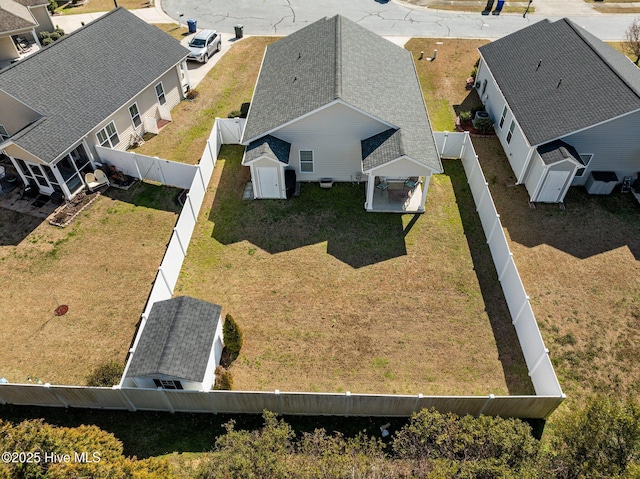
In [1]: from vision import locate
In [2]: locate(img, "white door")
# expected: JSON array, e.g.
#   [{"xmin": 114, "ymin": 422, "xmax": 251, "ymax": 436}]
[
  {"xmin": 256, "ymin": 167, "xmax": 280, "ymax": 198},
  {"xmin": 537, "ymin": 170, "xmax": 570, "ymax": 203}
]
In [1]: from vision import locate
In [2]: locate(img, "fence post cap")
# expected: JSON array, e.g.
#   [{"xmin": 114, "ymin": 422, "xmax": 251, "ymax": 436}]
[
  {"xmin": 345, "ymin": 391, "xmax": 351, "ymax": 396},
  {"xmin": 274, "ymin": 389, "xmax": 280, "ymax": 395}
]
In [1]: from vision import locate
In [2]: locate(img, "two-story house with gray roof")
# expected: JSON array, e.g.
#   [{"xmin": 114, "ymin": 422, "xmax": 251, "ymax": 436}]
[
  {"xmin": 0, "ymin": 7, "xmax": 190, "ymax": 201},
  {"xmin": 241, "ymin": 15, "xmax": 443, "ymax": 213},
  {"xmin": 476, "ymin": 18, "xmax": 640, "ymax": 204}
]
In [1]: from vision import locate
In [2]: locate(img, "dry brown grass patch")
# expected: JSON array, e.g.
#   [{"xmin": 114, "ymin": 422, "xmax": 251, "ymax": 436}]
[{"xmin": 0, "ymin": 184, "xmax": 180, "ymax": 384}]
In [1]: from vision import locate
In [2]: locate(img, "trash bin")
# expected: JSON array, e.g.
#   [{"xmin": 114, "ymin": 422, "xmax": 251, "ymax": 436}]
[
  {"xmin": 234, "ymin": 24, "xmax": 244, "ymax": 39},
  {"xmin": 187, "ymin": 19, "xmax": 197, "ymax": 34}
]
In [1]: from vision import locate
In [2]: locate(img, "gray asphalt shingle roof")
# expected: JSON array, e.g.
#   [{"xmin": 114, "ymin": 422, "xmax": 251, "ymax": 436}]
[
  {"xmin": 479, "ymin": 18, "xmax": 640, "ymax": 147},
  {"xmin": 0, "ymin": 0, "xmax": 36, "ymax": 33},
  {"xmin": 245, "ymin": 135, "xmax": 291, "ymax": 164},
  {"xmin": 126, "ymin": 296, "xmax": 222, "ymax": 382},
  {"xmin": 537, "ymin": 140, "xmax": 581, "ymax": 166},
  {"xmin": 242, "ymin": 15, "xmax": 442, "ymax": 172},
  {"xmin": 0, "ymin": 7, "xmax": 189, "ymax": 162}
]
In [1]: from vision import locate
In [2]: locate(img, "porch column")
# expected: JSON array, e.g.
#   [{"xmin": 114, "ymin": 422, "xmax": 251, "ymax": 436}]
[
  {"xmin": 31, "ymin": 29, "xmax": 41, "ymax": 48},
  {"xmin": 419, "ymin": 175, "xmax": 430, "ymax": 212},
  {"xmin": 365, "ymin": 174, "xmax": 375, "ymax": 211}
]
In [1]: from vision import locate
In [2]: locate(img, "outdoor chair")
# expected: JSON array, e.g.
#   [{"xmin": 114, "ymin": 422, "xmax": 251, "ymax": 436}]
[
  {"xmin": 85, "ymin": 169, "xmax": 110, "ymax": 191},
  {"xmin": 404, "ymin": 177, "xmax": 420, "ymax": 189}
]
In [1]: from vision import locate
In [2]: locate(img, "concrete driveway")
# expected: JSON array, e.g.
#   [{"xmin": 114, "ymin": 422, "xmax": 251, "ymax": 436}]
[{"xmin": 159, "ymin": 0, "xmax": 638, "ymax": 41}]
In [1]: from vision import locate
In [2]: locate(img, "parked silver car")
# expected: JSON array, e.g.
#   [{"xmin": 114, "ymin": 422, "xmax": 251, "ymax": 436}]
[{"xmin": 187, "ymin": 30, "xmax": 221, "ymax": 63}]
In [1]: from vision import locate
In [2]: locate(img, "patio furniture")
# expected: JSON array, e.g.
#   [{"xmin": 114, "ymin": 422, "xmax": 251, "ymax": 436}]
[
  {"xmin": 85, "ymin": 169, "xmax": 110, "ymax": 191},
  {"xmin": 404, "ymin": 177, "xmax": 419, "ymax": 189},
  {"xmin": 376, "ymin": 179, "xmax": 389, "ymax": 194}
]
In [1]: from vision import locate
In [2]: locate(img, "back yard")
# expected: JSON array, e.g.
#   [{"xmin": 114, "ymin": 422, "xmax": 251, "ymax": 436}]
[
  {"xmin": 175, "ymin": 144, "xmax": 531, "ymax": 395},
  {"xmin": 0, "ymin": 184, "xmax": 180, "ymax": 385}
]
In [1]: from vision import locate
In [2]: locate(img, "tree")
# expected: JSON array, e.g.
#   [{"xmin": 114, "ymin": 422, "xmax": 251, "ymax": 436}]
[
  {"xmin": 223, "ymin": 313, "xmax": 243, "ymax": 355},
  {"xmin": 624, "ymin": 18, "xmax": 640, "ymax": 66},
  {"xmin": 543, "ymin": 396, "xmax": 640, "ymax": 479}
]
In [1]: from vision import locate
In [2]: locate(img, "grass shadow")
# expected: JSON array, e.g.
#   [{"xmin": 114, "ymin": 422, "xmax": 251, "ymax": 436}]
[
  {"xmin": 445, "ymin": 159, "xmax": 534, "ymax": 395},
  {"xmin": 453, "ymin": 89, "xmax": 483, "ymax": 117},
  {"xmin": 208, "ymin": 145, "xmax": 408, "ymax": 268},
  {"xmin": 474, "ymin": 137, "xmax": 640, "ymax": 260},
  {"xmin": 102, "ymin": 182, "xmax": 182, "ymax": 213}
]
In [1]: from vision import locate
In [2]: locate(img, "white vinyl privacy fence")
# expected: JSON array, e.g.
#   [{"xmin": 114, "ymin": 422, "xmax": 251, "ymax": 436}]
[
  {"xmin": 0, "ymin": 127, "xmax": 564, "ymax": 419},
  {"xmin": 435, "ymin": 131, "xmax": 564, "ymax": 398},
  {"xmin": 95, "ymin": 147, "xmax": 196, "ymax": 189}
]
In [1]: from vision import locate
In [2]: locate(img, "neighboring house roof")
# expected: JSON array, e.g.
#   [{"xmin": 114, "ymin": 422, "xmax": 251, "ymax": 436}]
[
  {"xmin": 0, "ymin": 0, "xmax": 36, "ymax": 33},
  {"xmin": 127, "ymin": 296, "xmax": 222, "ymax": 382},
  {"xmin": 13, "ymin": 0, "xmax": 49, "ymax": 6},
  {"xmin": 479, "ymin": 18, "xmax": 640, "ymax": 147},
  {"xmin": 537, "ymin": 140, "xmax": 581, "ymax": 166},
  {"xmin": 0, "ymin": 7, "xmax": 189, "ymax": 162},
  {"xmin": 242, "ymin": 15, "xmax": 442, "ymax": 172},
  {"xmin": 245, "ymin": 134, "xmax": 291, "ymax": 164}
]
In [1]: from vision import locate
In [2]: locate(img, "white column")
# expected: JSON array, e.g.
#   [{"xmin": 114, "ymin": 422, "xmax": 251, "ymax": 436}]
[
  {"xmin": 365, "ymin": 175, "xmax": 375, "ymax": 210},
  {"xmin": 419, "ymin": 175, "xmax": 430, "ymax": 211}
]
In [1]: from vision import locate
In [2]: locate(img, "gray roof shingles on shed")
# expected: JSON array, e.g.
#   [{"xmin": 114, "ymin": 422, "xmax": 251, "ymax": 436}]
[
  {"xmin": 242, "ymin": 15, "xmax": 442, "ymax": 173},
  {"xmin": 0, "ymin": 7, "xmax": 189, "ymax": 162},
  {"xmin": 245, "ymin": 134, "xmax": 291, "ymax": 164},
  {"xmin": 536, "ymin": 139, "xmax": 581, "ymax": 166},
  {"xmin": 126, "ymin": 296, "xmax": 222, "ymax": 382},
  {"xmin": 479, "ymin": 18, "xmax": 640, "ymax": 147}
]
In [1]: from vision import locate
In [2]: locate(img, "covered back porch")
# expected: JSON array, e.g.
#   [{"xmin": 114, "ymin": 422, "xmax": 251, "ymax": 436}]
[{"xmin": 364, "ymin": 156, "xmax": 435, "ymax": 213}]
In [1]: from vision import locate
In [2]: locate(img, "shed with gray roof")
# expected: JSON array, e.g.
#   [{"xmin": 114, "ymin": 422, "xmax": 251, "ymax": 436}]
[
  {"xmin": 0, "ymin": 7, "xmax": 189, "ymax": 200},
  {"xmin": 241, "ymin": 15, "xmax": 442, "ymax": 213},
  {"xmin": 124, "ymin": 296, "xmax": 224, "ymax": 391},
  {"xmin": 476, "ymin": 18, "xmax": 640, "ymax": 203}
]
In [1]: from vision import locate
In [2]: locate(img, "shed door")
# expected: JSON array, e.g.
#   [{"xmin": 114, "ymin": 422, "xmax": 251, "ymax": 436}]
[
  {"xmin": 537, "ymin": 170, "xmax": 570, "ymax": 203},
  {"xmin": 256, "ymin": 167, "xmax": 280, "ymax": 198}
]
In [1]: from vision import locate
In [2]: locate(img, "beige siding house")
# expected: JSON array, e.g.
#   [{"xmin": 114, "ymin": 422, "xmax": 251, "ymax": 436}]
[
  {"xmin": 241, "ymin": 15, "xmax": 442, "ymax": 213},
  {"xmin": 0, "ymin": 7, "xmax": 189, "ymax": 200},
  {"xmin": 477, "ymin": 18, "xmax": 640, "ymax": 204}
]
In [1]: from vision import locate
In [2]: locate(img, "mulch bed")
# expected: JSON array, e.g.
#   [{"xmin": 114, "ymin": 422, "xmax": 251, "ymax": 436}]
[{"xmin": 49, "ymin": 190, "xmax": 101, "ymax": 228}]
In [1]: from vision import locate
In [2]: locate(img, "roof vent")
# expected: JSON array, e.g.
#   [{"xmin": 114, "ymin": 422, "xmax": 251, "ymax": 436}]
[
  {"xmin": 297, "ymin": 52, "xmax": 301, "ymax": 60},
  {"xmin": 536, "ymin": 59, "xmax": 542, "ymax": 71},
  {"xmin": 557, "ymin": 78, "xmax": 563, "ymax": 88}
]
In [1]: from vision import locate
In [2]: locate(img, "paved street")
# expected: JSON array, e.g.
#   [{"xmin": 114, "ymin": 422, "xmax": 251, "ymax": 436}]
[{"xmin": 160, "ymin": 0, "xmax": 637, "ymax": 40}]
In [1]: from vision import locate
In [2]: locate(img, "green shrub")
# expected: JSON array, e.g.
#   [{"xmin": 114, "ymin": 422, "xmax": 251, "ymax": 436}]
[
  {"xmin": 227, "ymin": 110, "xmax": 241, "ymax": 118},
  {"xmin": 53, "ymin": 27, "xmax": 65, "ymax": 37},
  {"xmin": 223, "ymin": 313, "xmax": 243, "ymax": 355},
  {"xmin": 474, "ymin": 117, "xmax": 494, "ymax": 134},
  {"xmin": 85, "ymin": 359, "xmax": 124, "ymax": 387},
  {"xmin": 214, "ymin": 366, "xmax": 233, "ymax": 390},
  {"xmin": 49, "ymin": 32, "xmax": 61, "ymax": 41},
  {"xmin": 459, "ymin": 110, "xmax": 472, "ymax": 124},
  {"xmin": 41, "ymin": 37, "xmax": 54, "ymax": 47},
  {"xmin": 47, "ymin": 0, "xmax": 57, "ymax": 13}
]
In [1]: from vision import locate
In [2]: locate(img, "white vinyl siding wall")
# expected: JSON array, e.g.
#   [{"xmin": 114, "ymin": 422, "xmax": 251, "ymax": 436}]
[
  {"xmin": 273, "ymin": 102, "xmax": 388, "ymax": 181},
  {"xmin": 477, "ymin": 58, "xmax": 532, "ymax": 184},
  {"xmin": 524, "ymin": 153, "xmax": 545, "ymax": 199},
  {"xmin": 564, "ymin": 110, "xmax": 640, "ymax": 186},
  {"xmin": 84, "ymin": 69, "xmax": 183, "ymax": 159}
]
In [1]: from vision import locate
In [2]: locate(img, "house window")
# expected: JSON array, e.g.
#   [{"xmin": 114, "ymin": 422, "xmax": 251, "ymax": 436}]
[
  {"xmin": 506, "ymin": 120, "xmax": 515, "ymax": 144},
  {"xmin": 96, "ymin": 121, "xmax": 120, "ymax": 148},
  {"xmin": 575, "ymin": 154, "xmax": 593, "ymax": 177},
  {"xmin": 0, "ymin": 124, "xmax": 9, "ymax": 141},
  {"xmin": 129, "ymin": 103, "xmax": 142, "ymax": 128},
  {"xmin": 153, "ymin": 379, "xmax": 183, "ymax": 390},
  {"xmin": 155, "ymin": 82, "xmax": 166, "ymax": 105},
  {"xmin": 499, "ymin": 105, "xmax": 507, "ymax": 129},
  {"xmin": 299, "ymin": 150, "xmax": 314, "ymax": 173}
]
